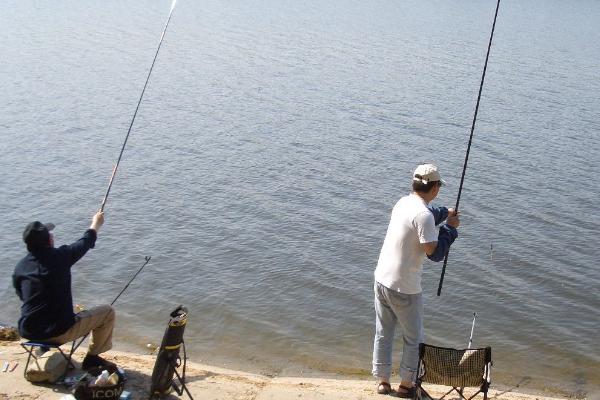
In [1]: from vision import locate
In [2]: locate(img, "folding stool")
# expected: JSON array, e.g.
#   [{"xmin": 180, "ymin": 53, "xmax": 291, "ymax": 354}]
[{"xmin": 21, "ymin": 340, "xmax": 77, "ymax": 380}]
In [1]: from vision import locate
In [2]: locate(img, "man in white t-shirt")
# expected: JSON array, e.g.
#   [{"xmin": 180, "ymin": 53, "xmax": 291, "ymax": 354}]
[{"xmin": 372, "ymin": 164, "xmax": 460, "ymax": 397}]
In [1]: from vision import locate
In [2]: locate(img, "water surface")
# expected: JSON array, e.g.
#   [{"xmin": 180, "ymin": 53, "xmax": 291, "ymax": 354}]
[{"xmin": 1, "ymin": 0, "xmax": 599, "ymax": 396}]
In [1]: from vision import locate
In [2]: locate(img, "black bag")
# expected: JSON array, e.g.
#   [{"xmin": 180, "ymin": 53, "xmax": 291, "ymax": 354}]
[{"xmin": 73, "ymin": 365, "xmax": 125, "ymax": 400}]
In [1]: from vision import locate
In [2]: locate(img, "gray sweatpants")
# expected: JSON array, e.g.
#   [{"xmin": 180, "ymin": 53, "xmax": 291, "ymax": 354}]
[{"xmin": 372, "ymin": 282, "xmax": 423, "ymax": 383}]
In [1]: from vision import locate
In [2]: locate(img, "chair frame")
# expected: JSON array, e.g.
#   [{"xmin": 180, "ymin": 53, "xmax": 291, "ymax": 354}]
[
  {"xmin": 21, "ymin": 340, "xmax": 77, "ymax": 381},
  {"xmin": 414, "ymin": 343, "xmax": 492, "ymax": 400}
]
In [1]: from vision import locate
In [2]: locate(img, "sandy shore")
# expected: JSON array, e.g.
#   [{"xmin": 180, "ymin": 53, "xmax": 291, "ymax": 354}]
[{"xmin": 0, "ymin": 341, "xmax": 570, "ymax": 400}]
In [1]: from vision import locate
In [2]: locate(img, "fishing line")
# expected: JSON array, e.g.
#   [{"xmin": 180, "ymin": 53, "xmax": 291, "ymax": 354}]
[
  {"xmin": 100, "ymin": 0, "xmax": 178, "ymax": 212},
  {"xmin": 437, "ymin": 0, "xmax": 501, "ymax": 296}
]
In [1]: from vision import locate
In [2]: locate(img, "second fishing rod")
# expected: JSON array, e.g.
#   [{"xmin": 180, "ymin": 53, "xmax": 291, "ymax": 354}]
[{"xmin": 73, "ymin": 256, "xmax": 152, "ymax": 352}]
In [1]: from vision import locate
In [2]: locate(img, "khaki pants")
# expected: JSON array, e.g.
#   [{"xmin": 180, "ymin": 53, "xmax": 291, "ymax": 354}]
[{"xmin": 47, "ymin": 305, "xmax": 115, "ymax": 355}]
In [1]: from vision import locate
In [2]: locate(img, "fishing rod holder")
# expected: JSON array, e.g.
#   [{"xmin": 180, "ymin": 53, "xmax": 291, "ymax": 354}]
[{"xmin": 149, "ymin": 306, "xmax": 194, "ymax": 400}]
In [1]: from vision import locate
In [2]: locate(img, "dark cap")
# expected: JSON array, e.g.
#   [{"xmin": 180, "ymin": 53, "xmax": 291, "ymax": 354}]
[{"xmin": 23, "ymin": 221, "xmax": 55, "ymax": 250}]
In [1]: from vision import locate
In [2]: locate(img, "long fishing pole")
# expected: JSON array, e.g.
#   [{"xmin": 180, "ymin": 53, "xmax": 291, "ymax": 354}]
[
  {"xmin": 437, "ymin": 0, "xmax": 501, "ymax": 296},
  {"xmin": 100, "ymin": 0, "xmax": 178, "ymax": 212},
  {"xmin": 73, "ymin": 256, "xmax": 152, "ymax": 352}
]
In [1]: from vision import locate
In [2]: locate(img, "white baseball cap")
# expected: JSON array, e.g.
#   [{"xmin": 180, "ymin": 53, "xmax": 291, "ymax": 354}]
[{"xmin": 413, "ymin": 164, "xmax": 446, "ymax": 185}]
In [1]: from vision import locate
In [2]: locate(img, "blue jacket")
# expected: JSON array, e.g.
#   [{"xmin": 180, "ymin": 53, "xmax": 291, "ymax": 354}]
[
  {"xmin": 12, "ymin": 229, "xmax": 97, "ymax": 340},
  {"xmin": 427, "ymin": 206, "xmax": 458, "ymax": 262}
]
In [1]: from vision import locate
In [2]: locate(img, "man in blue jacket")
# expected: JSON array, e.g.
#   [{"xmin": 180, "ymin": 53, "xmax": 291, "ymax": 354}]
[
  {"xmin": 13, "ymin": 210, "xmax": 116, "ymax": 370},
  {"xmin": 372, "ymin": 164, "xmax": 460, "ymax": 397}
]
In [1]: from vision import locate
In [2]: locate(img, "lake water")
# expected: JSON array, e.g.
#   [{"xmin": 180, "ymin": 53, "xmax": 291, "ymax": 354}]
[{"xmin": 1, "ymin": 0, "xmax": 599, "ymax": 397}]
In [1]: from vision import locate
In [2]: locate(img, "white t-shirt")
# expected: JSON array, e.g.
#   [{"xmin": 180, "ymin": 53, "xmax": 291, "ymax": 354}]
[{"xmin": 374, "ymin": 193, "xmax": 439, "ymax": 294}]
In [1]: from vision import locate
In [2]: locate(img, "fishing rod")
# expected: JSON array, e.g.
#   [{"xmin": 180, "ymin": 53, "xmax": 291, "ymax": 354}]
[
  {"xmin": 100, "ymin": 0, "xmax": 178, "ymax": 212},
  {"xmin": 437, "ymin": 0, "xmax": 501, "ymax": 296},
  {"xmin": 467, "ymin": 312, "xmax": 477, "ymax": 349},
  {"xmin": 110, "ymin": 256, "xmax": 152, "ymax": 306},
  {"xmin": 73, "ymin": 256, "xmax": 152, "ymax": 352}
]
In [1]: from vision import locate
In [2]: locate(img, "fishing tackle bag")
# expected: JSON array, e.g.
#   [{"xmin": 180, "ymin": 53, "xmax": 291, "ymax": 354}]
[{"xmin": 72, "ymin": 365, "xmax": 125, "ymax": 400}]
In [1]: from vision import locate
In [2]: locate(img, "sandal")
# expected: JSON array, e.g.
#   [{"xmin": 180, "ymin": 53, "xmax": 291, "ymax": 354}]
[
  {"xmin": 394, "ymin": 385, "xmax": 416, "ymax": 398},
  {"xmin": 377, "ymin": 382, "xmax": 393, "ymax": 395}
]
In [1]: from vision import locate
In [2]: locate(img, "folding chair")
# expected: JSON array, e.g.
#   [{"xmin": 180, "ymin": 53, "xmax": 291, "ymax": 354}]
[
  {"xmin": 415, "ymin": 343, "xmax": 492, "ymax": 400},
  {"xmin": 21, "ymin": 340, "xmax": 77, "ymax": 381}
]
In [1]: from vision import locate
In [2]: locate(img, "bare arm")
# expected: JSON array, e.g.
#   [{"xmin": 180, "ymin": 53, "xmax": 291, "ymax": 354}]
[
  {"xmin": 422, "ymin": 241, "xmax": 438, "ymax": 256},
  {"xmin": 90, "ymin": 210, "xmax": 104, "ymax": 232}
]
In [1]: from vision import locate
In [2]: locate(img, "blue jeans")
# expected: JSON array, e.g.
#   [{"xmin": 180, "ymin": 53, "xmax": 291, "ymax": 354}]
[{"xmin": 372, "ymin": 282, "xmax": 423, "ymax": 383}]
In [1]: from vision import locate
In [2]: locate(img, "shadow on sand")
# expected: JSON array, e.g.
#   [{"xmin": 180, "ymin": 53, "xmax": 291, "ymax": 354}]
[
  {"xmin": 29, "ymin": 362, "xmax": 213, "ymax": 400},
  {"xmin": 490, "ymin": 377, "xmax": 533, "ymax": 399}
]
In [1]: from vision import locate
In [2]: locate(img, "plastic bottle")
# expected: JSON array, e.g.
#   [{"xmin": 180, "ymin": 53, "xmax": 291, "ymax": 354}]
[
  {"xmin": 94, "ymin": 370, "xmax": 110, "ymax": 386},
  {"xmin": 107, "ymin": 372, "xmax": 119, "ymax": 385}
]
